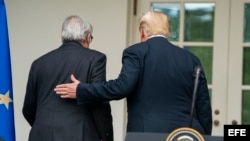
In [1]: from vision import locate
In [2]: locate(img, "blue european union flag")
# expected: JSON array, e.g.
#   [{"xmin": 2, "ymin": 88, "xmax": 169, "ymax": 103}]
[{"xmin": 0, "ymin": 0, "xmax": 16, "ymax": 141}]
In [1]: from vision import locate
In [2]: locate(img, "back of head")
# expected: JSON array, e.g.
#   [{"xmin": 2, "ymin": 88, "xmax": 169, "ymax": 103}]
[
  {"xmin": 139, "ymin": 11, "xmax": 170, "ymax": 38},
  {"xmin": 61, "ymin": 15, "xmax": 93, "ymax": 43}
]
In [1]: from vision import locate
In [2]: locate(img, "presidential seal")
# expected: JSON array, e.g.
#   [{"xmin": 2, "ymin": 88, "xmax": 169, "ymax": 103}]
[{"xmin": 165, "ymin": 127, "xmax": 205, "ymax": 141}]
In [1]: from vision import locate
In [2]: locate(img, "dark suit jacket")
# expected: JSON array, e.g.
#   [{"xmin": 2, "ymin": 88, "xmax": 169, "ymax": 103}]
[
  {"xmin": 76, "ymin": 37, "xmax": 212, "ymax": 135},
  {"xmin": 22, "ymin": 41, "xmax": 113, "ymax": 141}
]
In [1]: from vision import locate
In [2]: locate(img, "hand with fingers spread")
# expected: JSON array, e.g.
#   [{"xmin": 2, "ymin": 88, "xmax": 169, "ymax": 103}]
[{"xmin": 55, "ymin": 74, "xmax": 80, "ymax": 99}]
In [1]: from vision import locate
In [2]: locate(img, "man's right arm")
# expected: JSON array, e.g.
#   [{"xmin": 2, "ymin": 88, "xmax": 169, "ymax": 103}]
[
  {"xmin": 76, "ymin": 48, "xmax": 141, "ymax": 104},
  {"xmin": 22, "ymin": 65, "xmax": 37, "ymax": 126}
]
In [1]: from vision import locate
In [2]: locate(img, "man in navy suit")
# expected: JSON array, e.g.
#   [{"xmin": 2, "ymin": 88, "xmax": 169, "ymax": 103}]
[
  {"xmin": 54, "ymin": 11, "xmax": 212, "ymax": 135},
  {"xmin": 23, "ymin": 15, "xmax": 113, "ymax": 141}
]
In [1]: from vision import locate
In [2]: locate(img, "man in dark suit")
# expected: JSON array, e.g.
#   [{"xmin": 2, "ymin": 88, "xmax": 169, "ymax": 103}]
[
  {"xmin": 22, "ymin": 15, "xmax": 113, "ymax": 141},
  {"xmin": 54, "ymin": 11, "xmax": 212, "ymax": 135}
]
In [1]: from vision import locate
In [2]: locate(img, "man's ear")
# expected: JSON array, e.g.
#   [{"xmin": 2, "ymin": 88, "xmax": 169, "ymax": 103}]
[
  {"xmin": 140, "ymin": 28, "xmax": 146, "ymax": 42},
  {"xmin": 87, "ymin": 33, "xmax": 92, "ymax": 43}
]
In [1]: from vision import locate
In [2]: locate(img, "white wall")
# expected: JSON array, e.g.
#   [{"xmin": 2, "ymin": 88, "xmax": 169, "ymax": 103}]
[{"xmin": 5, "ymin": 0, "xmax": 128, "ymax": 141}]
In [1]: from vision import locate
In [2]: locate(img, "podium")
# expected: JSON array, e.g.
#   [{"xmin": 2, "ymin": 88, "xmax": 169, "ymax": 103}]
[{"xmin": 125, "ymin": 132, "xmax": 224, "ymax": 141}]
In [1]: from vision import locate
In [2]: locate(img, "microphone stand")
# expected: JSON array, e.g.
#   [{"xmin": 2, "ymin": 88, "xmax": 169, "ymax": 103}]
[
  {"xmin": 189, "ymin": 66, "xmax": 201, "ymax": 128},
  {"xmin": 165, "ymin": 66, "xmax": 206, "ymax": 141}
]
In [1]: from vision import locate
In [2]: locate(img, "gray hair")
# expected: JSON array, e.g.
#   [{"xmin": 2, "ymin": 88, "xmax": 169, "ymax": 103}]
[{"xmin": 61, "ymin": 15, "xmax": 93, "ymax": 42}]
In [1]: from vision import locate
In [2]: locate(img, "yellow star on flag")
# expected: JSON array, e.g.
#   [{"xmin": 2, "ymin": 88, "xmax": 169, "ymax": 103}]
[{"xmin": 0, "ymin": 91, "xmax": 13, "ymax": 109}]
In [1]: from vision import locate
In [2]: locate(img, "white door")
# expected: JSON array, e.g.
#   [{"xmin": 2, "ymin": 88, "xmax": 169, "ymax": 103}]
[
  {"xmin": 129, "ymin": 0, "xmax": 250, "ymax": 136},
  {"xmin": 227, "ymin": 0, "xmax": 250, "ymax": 129}
]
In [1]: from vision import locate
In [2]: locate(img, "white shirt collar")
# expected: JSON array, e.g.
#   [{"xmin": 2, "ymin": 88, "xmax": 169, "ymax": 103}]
[{"xmin": 148, "ymin": 35, "xmax": 166, "ymax": 39}]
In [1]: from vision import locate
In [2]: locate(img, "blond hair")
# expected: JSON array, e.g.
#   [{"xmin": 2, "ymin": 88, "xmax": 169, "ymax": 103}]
[{"xmin": 139, "ymin": 11, "xmax": 170, "ymax": 38}]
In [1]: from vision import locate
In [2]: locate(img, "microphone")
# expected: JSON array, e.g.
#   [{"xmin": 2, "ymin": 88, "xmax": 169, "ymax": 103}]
[
  {"xmin": 189, "ymin": 66, "xmax": 202, "ymax": 128},
  {"xmin": 193, "ymin": 66, "xmax": 203, "ymax": 79},
  {"xmin": 165, "ymin": 66, "xmax": 206, "ymax": 141}
]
